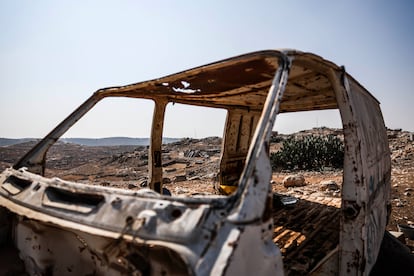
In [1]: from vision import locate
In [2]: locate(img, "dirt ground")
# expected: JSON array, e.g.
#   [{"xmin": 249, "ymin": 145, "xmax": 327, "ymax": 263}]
[{"xmin": 1, "ymin": 129, "xmax": 413, "ymax": 249}]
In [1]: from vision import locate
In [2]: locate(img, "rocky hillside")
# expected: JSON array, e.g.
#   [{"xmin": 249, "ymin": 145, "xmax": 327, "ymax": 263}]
[{"xmin": 1, "ymin": 129, "xmax": 413, "ymax": 243}]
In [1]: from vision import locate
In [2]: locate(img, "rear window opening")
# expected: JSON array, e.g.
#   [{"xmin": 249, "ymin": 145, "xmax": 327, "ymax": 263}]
[{"xmin": 161, "ymin": 103, "xmax": 226, "ymax": 196}]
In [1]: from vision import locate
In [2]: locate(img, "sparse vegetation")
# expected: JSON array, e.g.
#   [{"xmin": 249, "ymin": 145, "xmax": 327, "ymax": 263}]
[{"xmin": 271, "ymin": 135, "xmax": 344, "ymax": 171}]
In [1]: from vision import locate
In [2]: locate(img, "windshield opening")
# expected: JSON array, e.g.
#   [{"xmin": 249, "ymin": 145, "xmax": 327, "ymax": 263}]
[{"xmin": 44, "ymin": 98, "xmax": 155, "ymax": 189}]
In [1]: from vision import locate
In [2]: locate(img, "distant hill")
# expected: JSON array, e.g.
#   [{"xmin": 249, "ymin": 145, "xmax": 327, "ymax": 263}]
[
  {"xmin": 0, "ymin": 138, "xmax": 37, "ymax": 147},
  {"xmin": 0, "ymin": 137, "xmax": 180, "ymax": 147}
]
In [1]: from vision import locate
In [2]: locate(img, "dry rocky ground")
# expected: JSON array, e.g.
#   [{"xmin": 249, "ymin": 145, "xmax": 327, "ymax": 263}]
[{"xmin": 1, "ymin": 129, "xmax": 413, "ymax": 250}]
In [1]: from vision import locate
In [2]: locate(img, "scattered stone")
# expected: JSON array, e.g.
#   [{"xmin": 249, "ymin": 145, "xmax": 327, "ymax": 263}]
[
  {"xmin": 404, "ymin": 192, "xmax": 411, "ymax": 196},
  {"xmin": 405, "ymin": 187, "xmax": 413, "ymax": 192},
  {"xmin": 174, "ymin": 175, "xmax": 187, "ymax": 182},
  {"xmin": 189, "ymin": 176, "xmax": 201, "ymax": 181},
  {"xmin": 283, "ymin": 174, "xmax": 306, "ymax": 188},
  {"xmin": 139, "ymin": 180, "xmax": 148, "ymax": 187},
  {"xmin": 203, "ymin": 173, "xmax": 217, "ymax": 180},
  {"xmin": 128, "ymin": 183, "xmax": 137, "ymax": 189},
  {"xmin": 388, "ymin": 231, "xmax": 406, "ymax": 244},
  {"xmin": 165, "ymin": 167, "xmax": 177, "ymax": 173},
  {"xmin": 162, "ymin": 177, "xmax": 171, "ymax": 184},
  {"xmin": 174, "ymin": 187, "xmax": 188, "ymax": 194},
  {"xmin": 333, "ymin": 190, "xmax": 341, "ymax": 197},
  {"xmin": 396, "ymin": 201, "xmax": 404, "ymax": 207},
  {"xmin": 100, "ymin": 181, "xmax": 110, "ymax": 187},
  {"xmin": 319, "ymin": 180, "xmax": 340, "ymax": 191}
]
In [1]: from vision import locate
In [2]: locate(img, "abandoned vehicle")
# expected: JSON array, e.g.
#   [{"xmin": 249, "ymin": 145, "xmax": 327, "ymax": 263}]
[{"xmin": 0, "ymin": 49, "xmax": 394, "ymax": 275}]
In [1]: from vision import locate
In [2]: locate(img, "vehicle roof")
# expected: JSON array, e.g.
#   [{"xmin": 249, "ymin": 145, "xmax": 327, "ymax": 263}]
[{"xmin": 95, "ymin": 49, "xmax": 377, "ymax": 113}]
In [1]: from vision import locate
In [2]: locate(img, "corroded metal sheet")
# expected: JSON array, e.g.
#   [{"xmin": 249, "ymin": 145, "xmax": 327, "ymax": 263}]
[
  {"xmin": 272, "ymin": 198, "xmax": 340, "ymax": 274},
  {"xmin": 1, "ymin": 49, "xmax": 391, "ymax": 275},
  {"xmin": 330, "ymin": 69, "xmax": 391, "ymax": 275}
]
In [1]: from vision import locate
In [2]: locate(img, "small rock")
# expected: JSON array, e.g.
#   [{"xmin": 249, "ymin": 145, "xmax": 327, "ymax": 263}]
[
  {"xmin": 403, "ymin": 192, "xmax": 411, "ymax": 196},
  {"xmin": 174, "ymin": 175, "xmax": 187, "ymax": 182},
  {"xmin": 162, "ymin": 177, "xmax": 171, "ymax": 184},
  {"xmin": 165, "ymin": 168, "xmax": 176, "ymax": 173},
  {"xmin": 128, "ymin": 183, "xmax": 137, "ymax": 189},
  {"xmin": 404, "ymin": 187, "xmax": 413, "ymax": 192},
  {"xmin": 174, "ymin": 187, "xmax": 188, "ymax": 194},
  {"xmin": 140, "ymin": 180, "xmax": 148, "ymax": 187},
  {"xmin": 203, "ymin": 173, "xmax": 218, "ymax": 180},
  {"xmin": 396, "ymin": 201, "xmax": 404, "ymax": 207},
  {"xmin": 283, "ymin": 174, "xmax": 306, "ymax": 188},
  {"xmin": 320, "ymin": 180, "xmax": 340, "ymax": 191}
]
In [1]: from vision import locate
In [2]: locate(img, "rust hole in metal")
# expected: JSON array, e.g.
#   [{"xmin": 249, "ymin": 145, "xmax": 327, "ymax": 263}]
[
  {"xmin": 171, "ymin": 208, "xmax": 182, "ymax": 219},
  {"xmin": 32, "ymin": 183, "xmax": 41, "ymax": 191},
  {"xmin": 125, "ymin": 216, "xmax": 134, "ymax": 225}
]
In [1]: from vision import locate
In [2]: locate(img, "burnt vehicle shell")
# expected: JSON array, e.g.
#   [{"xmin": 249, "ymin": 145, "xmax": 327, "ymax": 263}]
[{"xmin": 0, "ymin": 49, "xmax": 391, "ymax": 275}]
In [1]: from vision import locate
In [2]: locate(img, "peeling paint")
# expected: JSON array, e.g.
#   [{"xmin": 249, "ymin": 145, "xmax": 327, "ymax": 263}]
[{"xmin": 0, "ymin": 49, "xmax": 390, "ymax": 275}]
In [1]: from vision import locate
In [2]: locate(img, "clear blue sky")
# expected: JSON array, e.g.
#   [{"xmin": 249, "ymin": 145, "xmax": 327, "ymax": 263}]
[{"xmin": 1, "ymin": 1, "xmax": 413, "ymax": 138}]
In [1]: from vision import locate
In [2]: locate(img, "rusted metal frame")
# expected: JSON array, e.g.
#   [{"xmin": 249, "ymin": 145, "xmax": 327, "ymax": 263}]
[
  {"xmin": 286, "ymin": 82, "xmax": 333, "ymax": 96},
  {"xmin": 285, "ymin": 51, "xmax": 340, "ymax": 75},
  {"xmin": 104, "ymin": 93, "xmax": 262, "ymax": 111},
  {"xmin": 96, "ymin": 51, "xmax": 281, "ymax": 97},
  {"xmin": 13, "ymin": 92, "xmax": 105, "ymax": 175},
  {"xmin": 290, "ymin": 56, "xmax": 336, "ymax": 78},
  {"xmin": 289, "ymin": 76, "xmax": 331, "ymax": 93},
  {"xmin": 219, "ymin": 110, "xmax": 239, "ymax": 188},
  {"xmin": 172, "ymin": 80, "xmax": 271, "ymax": 98},
  {"xmin": 148, "ymin": 99, "xmax": 167, "ymax": 193},
  {"xmin": 166, "ymin": 98, "xmax": 263, "ymax": 112},
  {"xmin": 279, "ymin": 104, "xmax": 338, "ymax": 114},
  {"xmin": 5, "ymin": 203, "xmax": 199, "ymax": 274},
  {"xmin": 227, "ymin": 53, "xmax": 291, "ymax": 222},
  {"xmin": 288, "ymin": 70, "xmax": 320, "ymax": 81},
  {"xmin": 281, "ymin": 88, "xmax": 337, "ymax": 105},
  {"xmin": 345, "ymin": 78, "xmax": 391, "ymax": 273},
  {"xmin": 327, "ymin": 67, "xmax": 368, "ymax": 275},
  {"xmin": 219, "ymin": 110, "xmax": 261, "ymax": 187}
]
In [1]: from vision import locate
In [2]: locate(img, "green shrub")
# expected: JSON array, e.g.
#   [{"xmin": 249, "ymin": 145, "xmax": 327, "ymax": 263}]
[{"xmin": 271, "ymin": 135, "xmax": 344, "ymax": 171}]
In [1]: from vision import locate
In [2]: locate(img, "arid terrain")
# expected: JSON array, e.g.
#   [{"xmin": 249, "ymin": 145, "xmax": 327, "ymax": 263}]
[{"xmin": 1, "ymin": 128, "xmax": 413, "ymax": 250}]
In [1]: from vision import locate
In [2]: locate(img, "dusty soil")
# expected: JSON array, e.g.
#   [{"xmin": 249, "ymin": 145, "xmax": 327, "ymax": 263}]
[{"xmin": 1, "ymin": 129, "xmax": 413, "ymax": 249}]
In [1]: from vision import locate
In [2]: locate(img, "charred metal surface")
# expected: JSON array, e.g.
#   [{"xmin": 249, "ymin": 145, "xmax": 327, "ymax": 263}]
[
  {"xmin": 329, "ymin": 68, "xmax": 391, "ymax": 275},
  {"xmin": 1, "ymin": 49, "xmax": 391, "ymax": 275},
  {"xmin": 149, "ymin": 100, "xmax": 167, "ymax": 192},
  {"xmin": 219, "ymin": 109, "xmax": 261, "ymax": 193},
  {"xmin": 14, "ymin": 218, "xmax": 192, "ymax": 275},
  {"xmin": 272, "ymin": 199, "xmax": 340, "ymax": 275}
]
